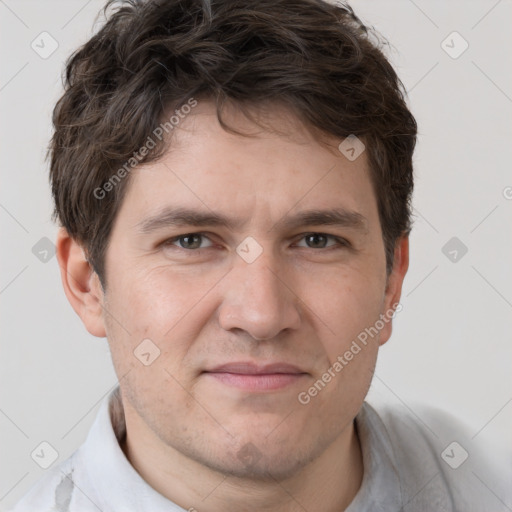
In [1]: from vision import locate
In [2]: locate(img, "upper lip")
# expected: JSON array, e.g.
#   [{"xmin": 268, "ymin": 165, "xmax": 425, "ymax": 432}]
[{"xmin": 205, "ymin": 362, "xmax": 306, "ymax": 375}]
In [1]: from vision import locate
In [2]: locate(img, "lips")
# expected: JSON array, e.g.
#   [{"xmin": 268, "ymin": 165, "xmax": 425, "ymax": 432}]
[
  {"xmin": 205, "ymin": 362, "xmax": 306, "ymax": 375},
  {"xmin": 203, "ymin": 362, "xmax": 308, "ymax": 391}
]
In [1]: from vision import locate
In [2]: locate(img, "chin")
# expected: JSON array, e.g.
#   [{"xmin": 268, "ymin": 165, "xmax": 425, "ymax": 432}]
[
  {"xmin": 190, "ymin": 433, "xmax": 322, "ymax": 483},
  {"xmin": 209, "ymin": 450, "xmax": 310, "ymax": 482}
]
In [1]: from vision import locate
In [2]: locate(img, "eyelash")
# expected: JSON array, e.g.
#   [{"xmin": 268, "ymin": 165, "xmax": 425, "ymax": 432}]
[{"xmin": 161, "ymin": 232, "xmax": 350, "ymax": 251}]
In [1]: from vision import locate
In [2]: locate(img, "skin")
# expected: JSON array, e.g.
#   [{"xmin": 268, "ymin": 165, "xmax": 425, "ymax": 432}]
[{"xmin": 57, "ymin": 100, "xmax": 408, "ymax": 512}]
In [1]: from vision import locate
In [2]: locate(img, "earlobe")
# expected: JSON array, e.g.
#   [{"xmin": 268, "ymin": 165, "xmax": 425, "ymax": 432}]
[
  {"xmin": 56, "ymin": 228, "xmax": 107, "ymax": 338},
  {"xmin": 379, "ymin": 236, "xmax": 409, "ymax": 346}
]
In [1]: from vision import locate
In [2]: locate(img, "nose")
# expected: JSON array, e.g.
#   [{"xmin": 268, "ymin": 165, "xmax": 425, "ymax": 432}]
[{"xmin": 217, "ymin": 250, "xmax": 302, "ymax": 341}]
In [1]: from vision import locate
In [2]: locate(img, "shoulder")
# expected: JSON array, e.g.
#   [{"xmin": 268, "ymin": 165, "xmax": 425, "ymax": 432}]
[
  {"xmin": 7, "ymin": 454, "xmax": 79, "ymax": 512},
  {"xmin": 8, "ymin": 440, "xmax": 113, "ymax": 512},
  {"xmin": 8, "ymin": 389, "xmax": 122, "ymax": 512},
  {"xmin": 359, "ymin": 400, "xmax": 511, "ymax": 512}
]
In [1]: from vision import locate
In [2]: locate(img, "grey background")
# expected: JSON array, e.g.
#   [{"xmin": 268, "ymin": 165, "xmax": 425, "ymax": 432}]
[{"xmin": 1, "ymin": 0, "xmax": 511, "ymax": 509}]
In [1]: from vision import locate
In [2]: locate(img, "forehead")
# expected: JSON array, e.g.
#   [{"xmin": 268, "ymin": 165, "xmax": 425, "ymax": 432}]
[{"xmin": 116, "ymin": 100, "xmax": 378, "ymax": 232}]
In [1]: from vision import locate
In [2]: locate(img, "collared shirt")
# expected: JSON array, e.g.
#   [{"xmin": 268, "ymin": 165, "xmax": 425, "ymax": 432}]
[{"xmin": 9, "ymin": 386, "xmax": 510, "ymax": 511}]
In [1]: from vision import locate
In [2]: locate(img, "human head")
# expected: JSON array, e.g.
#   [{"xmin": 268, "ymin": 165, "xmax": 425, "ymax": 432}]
[
  {"xmin": 53, "ymin": 0, "xmax": 415, "ymax": 493},
  {"xmin": 49, "ymin": 0, "xmax": 416, "ymax": 289}
]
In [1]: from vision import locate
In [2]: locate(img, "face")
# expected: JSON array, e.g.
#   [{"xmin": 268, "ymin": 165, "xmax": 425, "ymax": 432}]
[{"xmin": 90, "ymin": 101, "xmax": 406, "ymax": 480}]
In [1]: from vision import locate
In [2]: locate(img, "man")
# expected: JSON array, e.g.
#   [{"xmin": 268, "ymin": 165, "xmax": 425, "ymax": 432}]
[{"xmin": 9, "ymin": 0, "xmax": 508, "ymax": 511}]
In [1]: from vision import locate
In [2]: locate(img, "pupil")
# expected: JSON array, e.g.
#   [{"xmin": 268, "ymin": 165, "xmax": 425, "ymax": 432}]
[
  {"xmin": 183, "ymin": 235, "xmax": 200, "ymax": 249},
  {"xmin": 308, "ymin": 234, "xmax": 326, "ymax": 248}
]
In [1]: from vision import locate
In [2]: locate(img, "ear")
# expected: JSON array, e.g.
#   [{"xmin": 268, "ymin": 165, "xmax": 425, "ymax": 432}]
[
  {"xmin": 379, "ymin": 236, "xmax": 409, "ymax": 346},
  {"xmin": 56, "ymin": 227, "xmax": 107, "ymax": 338}
]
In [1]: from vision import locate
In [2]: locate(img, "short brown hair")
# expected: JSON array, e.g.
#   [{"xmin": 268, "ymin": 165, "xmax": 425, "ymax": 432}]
[{"xmin": 49, "ymin": 0, "xmax": 417, "ymax": 286}]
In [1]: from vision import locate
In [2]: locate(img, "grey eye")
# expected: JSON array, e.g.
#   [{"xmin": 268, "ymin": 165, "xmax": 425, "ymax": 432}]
[
  {"xmin": 173, "ymin": 234, "xmax": 213, "ymax": 249},
  {"xmin": 297, "ymin": 233, "xmax": 338, "ymax": 249}
]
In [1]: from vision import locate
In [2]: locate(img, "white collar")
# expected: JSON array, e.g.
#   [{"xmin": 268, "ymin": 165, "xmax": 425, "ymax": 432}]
[{"xmin": 79, "ymin": 386, "xmax": 403, "ymax": 512}]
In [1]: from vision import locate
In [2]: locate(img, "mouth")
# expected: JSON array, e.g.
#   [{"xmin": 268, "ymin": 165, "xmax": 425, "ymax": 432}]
[{"xmin": 202, "ymin": 362, "xmax": 309, "ymax": 391}]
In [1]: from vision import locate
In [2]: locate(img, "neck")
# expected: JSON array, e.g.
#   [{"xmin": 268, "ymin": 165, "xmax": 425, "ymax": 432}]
[{"xmin": 120, "ymin": 408, "xmax": 363, "ymax": 512}]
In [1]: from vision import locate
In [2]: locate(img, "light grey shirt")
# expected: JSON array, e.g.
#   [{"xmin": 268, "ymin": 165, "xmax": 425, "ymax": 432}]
[{"xmin": 9, "ymin": 386, "xmax": 510, "ymax": 511}]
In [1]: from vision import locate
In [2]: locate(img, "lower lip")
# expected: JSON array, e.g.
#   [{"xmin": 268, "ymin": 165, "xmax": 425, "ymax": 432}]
[{"xmin": 205, "ymin": 372, "xmax": 307, "ymax": 391}]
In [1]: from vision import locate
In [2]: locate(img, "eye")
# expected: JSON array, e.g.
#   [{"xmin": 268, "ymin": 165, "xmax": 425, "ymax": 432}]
[
  {"xmin": 165, "ymin": 233, "xmax": 214, "ymax": 250},
  {"xmin": 296, "ymin": 233, "xmax": 347, "ymax": 249}
]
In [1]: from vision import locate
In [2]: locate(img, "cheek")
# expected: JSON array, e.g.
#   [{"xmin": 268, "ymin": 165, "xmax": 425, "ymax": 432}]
[
  {"xmin": 305, "ymin": 276, "xmax": 382, "ymax": 422},
  {"xmin": 103, "ymin": 265, "xmax": 221, "ymax": 370},
  {"xmin": 111, "ymin": 265, "xmax": 197, "ymax": 325},
  {"xmin": 302, "ymin": 264, "xmax": 385, "ymax": 344},
  {"xmin": 302, "ymin": 267, "xmax": 384, "ymax": 400}
]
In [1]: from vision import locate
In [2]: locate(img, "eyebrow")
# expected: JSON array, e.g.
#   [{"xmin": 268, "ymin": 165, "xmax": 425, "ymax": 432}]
[
  {"xmin": 136, "ymin": 207, "xmax": 244, "ymax": 234},
  {"xmin": 135, "ymin": 206, "xmax": 369, "ymax": 235},
  {"xmin": 272, "ymin": 208, "xmax": 369, "ymax": 234}
]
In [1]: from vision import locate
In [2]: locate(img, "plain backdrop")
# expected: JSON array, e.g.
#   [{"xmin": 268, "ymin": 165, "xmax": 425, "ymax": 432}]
[{"xmin": 1, "ymin": 0, "xmax": 511, "ymax": 509}]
